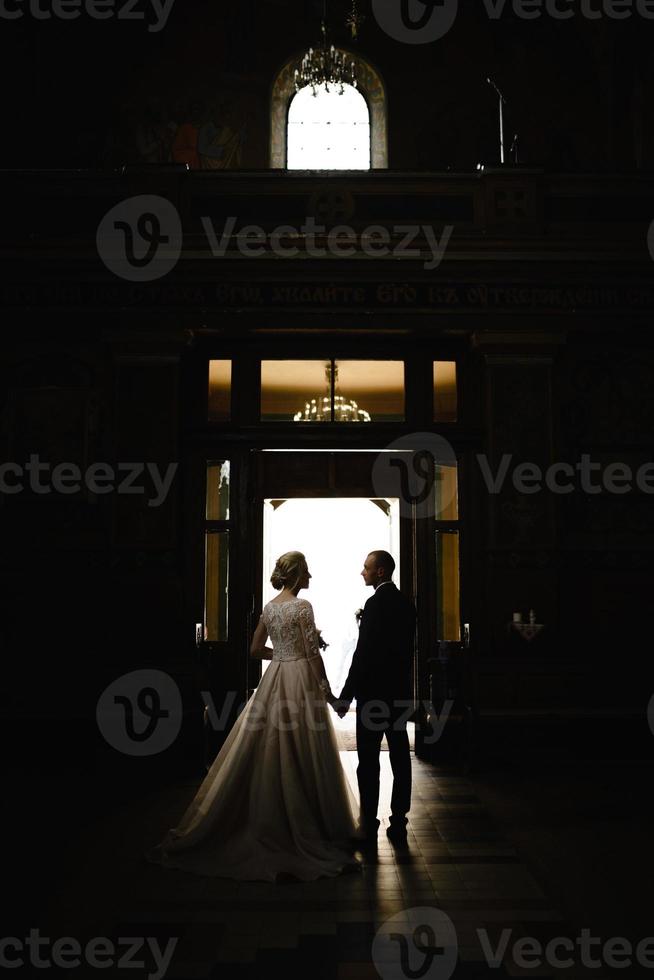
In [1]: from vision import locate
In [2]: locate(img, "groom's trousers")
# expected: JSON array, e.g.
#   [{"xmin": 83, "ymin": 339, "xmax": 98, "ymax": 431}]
[{"xmin": 355, "ymin": 700, "xmax": 412, "ymax": 834}]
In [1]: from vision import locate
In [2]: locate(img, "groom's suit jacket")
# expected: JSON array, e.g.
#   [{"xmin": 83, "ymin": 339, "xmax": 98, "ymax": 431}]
[{"xmin": 339, "ymin": 582, "xmax": 416, "ymax": 707}]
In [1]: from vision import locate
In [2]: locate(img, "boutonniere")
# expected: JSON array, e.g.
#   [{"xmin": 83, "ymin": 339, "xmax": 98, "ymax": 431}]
[{"xmin": 355, "ymin": 608, "xmax": 364, "ymax": 627}]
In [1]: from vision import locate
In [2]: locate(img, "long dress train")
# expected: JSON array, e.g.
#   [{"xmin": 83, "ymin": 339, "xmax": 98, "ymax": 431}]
[{"xmin": 146, "ymin": 596, "xmax": 360, "ymax": 882}]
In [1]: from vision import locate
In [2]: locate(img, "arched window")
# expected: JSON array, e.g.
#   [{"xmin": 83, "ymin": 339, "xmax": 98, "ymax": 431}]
[
  {"xmin": 271, "ymin": 52, "xmax": 388, "ymax": 170},
  {"xmin": 288, "ymin": 83, "xmax": 370, "ymax": 170}
]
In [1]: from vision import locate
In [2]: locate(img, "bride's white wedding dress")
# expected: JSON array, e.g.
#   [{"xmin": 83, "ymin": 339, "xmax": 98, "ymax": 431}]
[{"xmin": 147, "ymin": 596, "xmax": 360, "ymax": 882}]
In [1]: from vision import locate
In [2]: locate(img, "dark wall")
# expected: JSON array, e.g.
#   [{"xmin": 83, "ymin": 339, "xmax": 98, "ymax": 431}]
[
  {"xmin": 474, "ymin": 334, "xmax": 654, "ymax": 703},
  {"xmin": 2, "ymin": 0, "xmax": 654, "ymax": 171},
  {"xmin": 556, "ymin": 337, "xmax": 654, "ymax": 672},
  {"xmin": 0, "ymin": 339, "xmax": 189, "ymax": 719},
  {"xmin": 3, "ymin": 327, "xmax": 654, "ymax": 727}
]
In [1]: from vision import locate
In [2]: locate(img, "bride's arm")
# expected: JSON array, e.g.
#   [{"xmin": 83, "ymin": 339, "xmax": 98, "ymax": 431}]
[
  {"xmin": 309, "ymin": 654, "xmax": 335, "ymax": 702},
  {"xmin": 299, "ymin": 603, "xmax": 336, "ymax": 702},
  {"xmin": 250, "ymin": 616, "xmax": 273, "ymax": 660}
]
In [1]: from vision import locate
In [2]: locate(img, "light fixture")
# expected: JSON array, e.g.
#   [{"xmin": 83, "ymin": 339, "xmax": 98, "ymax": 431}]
[
  {"xmin": 347, "ymin": 0, "xmax": 364, "ymax": 39},
  {"xmin": 295, "ymin": 1, "xmax": 357, "ymax": 97},
  {"xmin": 294, "ymin": 362, "xmax": 371, "ymax": 422}
]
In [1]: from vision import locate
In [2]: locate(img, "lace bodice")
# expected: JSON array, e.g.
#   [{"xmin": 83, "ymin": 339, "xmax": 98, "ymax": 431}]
[{"xmin": 261, "ymin": 597, "xmax": 321, "ymax": 663}]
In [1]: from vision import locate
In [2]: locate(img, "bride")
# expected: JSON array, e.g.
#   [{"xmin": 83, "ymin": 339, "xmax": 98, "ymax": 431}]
[{"xmin": 146, "ymin": 551, "xmax": 361, "ymax": 882}]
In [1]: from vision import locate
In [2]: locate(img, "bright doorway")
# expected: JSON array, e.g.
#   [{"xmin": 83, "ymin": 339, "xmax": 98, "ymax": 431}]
[
  {"xmin": 261, "ymin": 496, "xmax": 416, "ymax": 750},
  {"xmin": 262, "ymin": 497, "xmax": 399, "ymax": 688}
]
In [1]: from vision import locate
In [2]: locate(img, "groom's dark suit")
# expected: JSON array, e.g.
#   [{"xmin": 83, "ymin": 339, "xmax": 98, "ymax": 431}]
[{"xmin": 339, "ymin": 581, "xmax": 416, "ymax": 837}]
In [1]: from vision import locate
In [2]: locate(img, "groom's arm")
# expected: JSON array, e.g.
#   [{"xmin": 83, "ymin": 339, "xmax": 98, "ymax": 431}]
[{"xmin": 338, "ymin": 601, "xmax": 376, "ymax": 707}]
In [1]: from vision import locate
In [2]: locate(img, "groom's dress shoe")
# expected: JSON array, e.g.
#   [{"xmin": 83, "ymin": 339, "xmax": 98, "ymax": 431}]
[{"xmin": 386, "ymin": 826, "xmax": 408, "ymax": 846}]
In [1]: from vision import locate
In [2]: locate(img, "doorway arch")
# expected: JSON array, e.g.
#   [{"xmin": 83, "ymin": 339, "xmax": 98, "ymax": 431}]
[{"xmin": 270, "ymin": 51, "xmax": 388, "ymax": 169}]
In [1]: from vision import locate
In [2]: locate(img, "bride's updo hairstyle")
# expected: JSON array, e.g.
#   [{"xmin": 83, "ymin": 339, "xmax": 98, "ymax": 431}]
[{"xmin": 271, "ymin": 551, "xmax": 307, "ymax": 593}]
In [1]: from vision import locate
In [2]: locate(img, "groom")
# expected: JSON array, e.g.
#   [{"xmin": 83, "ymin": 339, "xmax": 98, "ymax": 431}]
[{"xmin": 335, "ymin": 551, "xmax": 416, "ymax": 846}]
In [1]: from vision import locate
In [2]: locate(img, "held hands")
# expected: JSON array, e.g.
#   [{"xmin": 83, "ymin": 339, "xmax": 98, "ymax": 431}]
[
  {"xmin": 318, "ymin": 678, "xmax": 350, "ymax": 717},
  {"xmin": 330, "ymin": 697, "xmax": 350, "ymax": 718}
]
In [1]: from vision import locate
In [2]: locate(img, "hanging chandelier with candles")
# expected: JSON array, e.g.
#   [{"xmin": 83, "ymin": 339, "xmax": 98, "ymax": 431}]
[
  {"xmin": 293, "ymin": 363, "xmax": 371, "ymax": 422},
  {"xmin": 294, "ymin": 2, "xmax": 357, "ymax": 97}
]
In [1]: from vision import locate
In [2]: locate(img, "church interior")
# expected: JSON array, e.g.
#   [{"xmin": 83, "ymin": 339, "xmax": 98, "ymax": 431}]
[{"xmin": 2, "ymin": 0, "xmax": 654, "ymax": 976}]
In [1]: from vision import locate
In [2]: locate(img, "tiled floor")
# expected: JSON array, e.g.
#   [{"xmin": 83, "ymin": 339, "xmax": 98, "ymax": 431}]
[{"xmin": 45, "ymin": 752, "xmax": 611, "ymax": 979}]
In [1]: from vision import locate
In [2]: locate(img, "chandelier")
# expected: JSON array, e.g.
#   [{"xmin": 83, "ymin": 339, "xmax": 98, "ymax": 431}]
[
  {"xmin": 295, "ymin": 15, "xmax": 357, "ymax": 97},
  {"xmin": 294, "ymin": 363, "xmax": 371, "ymax": 422}
]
